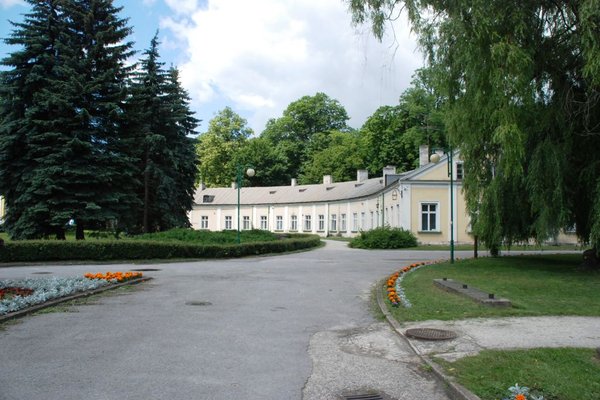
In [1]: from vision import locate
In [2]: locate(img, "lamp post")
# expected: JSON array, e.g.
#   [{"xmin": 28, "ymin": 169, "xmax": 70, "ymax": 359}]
[
  {"xmin": 430, "ymin": 148, "xmax": 455, "ymax": 264},
  {"xmin": 236, "ymin": 165, "xmax": 255, "ymax": 244}
]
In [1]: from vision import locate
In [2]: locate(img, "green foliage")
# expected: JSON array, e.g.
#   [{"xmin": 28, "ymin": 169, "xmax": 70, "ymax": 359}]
[
  {"xmin": 360, "ymin": 69, "xmax": 446, "ymax": 175},
  {"xmin": 0, "ymin": 234, "xmax": 320, "ymax": 262},
  {"xmin": 131, "ymin": 228, "xmax": 278, "ymax": 244},
  {"xmin": 299, "ymin": 130, "xmax": 365, "ymax": 184},
  {"xmin": 349, "ymin": 227, "xmax": 417, "ymax": 249},
  {"xmin": 196, "ymin": 107, "xmax": 252, "ymax": 187},
  {"xmin": 348, "ymin": 1, "xmax": 600, "ymax": 251},
  {"xmin": 0, "ymin": 0, "xmax": 138, "ymax": 240},
  {"xmin": 260, "ymin": 92, "xmax": 350, "ymax": 183},
  {"xmin": 127, "ymin": 33, "xmax": 199, "ymax": 233}
]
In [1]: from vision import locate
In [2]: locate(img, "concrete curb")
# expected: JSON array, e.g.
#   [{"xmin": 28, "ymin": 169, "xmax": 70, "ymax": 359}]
[
  {"xmin": 0, "ymin": 276, "xmax": 153, "ymax": 323},
  {"xmin": 376, "ymin": 279, "xmax": 481, "ymax": 400}
]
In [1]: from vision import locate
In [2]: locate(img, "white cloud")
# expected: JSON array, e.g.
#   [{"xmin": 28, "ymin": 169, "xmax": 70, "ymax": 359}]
[
  {"xmin": 162, "ymin": 0, "xmax": 422, "ymax": 133},
  {"xmin": 1, "ymin": 0, "xmax": 26, "ymax": 8}
]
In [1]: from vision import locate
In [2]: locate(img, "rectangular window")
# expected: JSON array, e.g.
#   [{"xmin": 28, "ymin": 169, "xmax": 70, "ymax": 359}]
[
  {"xmin": 304, "ymin": 215, "xmax": 312, "ymax": 231},
  {"xmin": 200, "ymin": 215, "xmax": 209, "ymax": 229},
  {"xmin": 243, "ymin": 216, "xmax": 250, "ymax": 230},
  {"xmin": 275, "ymin": 216, "xmax": 283, "ymax": 231},
  {"xmin": 456, "ymin": 162, "xmax": 464, "ymax": 180},
  {"xmin": 260, "ymin": 216, "xmax": 268, "ymax": 230},
  {"xmin": 290, "ymin": 215, "xmax": 298, "ymax": 231},
  {"xmin": 361, "ymin": 212, "xmax": 365, "ymax": 229},
  {"xmin": 318, "ymin": 214, "xmax": 325, "ymax": 231},
  {"xmin": 225, "ymin": 215, "xmax": 232, "ymax": 230},
  {"xmin": 330, "ymin": 214, "xmax": 337, "ymax": 231},
  {"xmin": 340, "ymin": 213, "xmax": 346, "ymax": 231},
  {"xmin": 370, "ymin": 211, "xmax": 374, "ymax": 229},
  {"xmin": 352, "ymin": 213, "xmax": 358, "ymax": 231},
  {"xmin": 421, "ymin": 203, "xmax": 438, "ymax": 231}
]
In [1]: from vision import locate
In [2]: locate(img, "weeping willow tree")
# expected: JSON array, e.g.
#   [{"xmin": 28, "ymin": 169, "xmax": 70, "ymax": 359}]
[{"xmin": 348, "ymin": 1, "xmax": 600, "ymax": 256}]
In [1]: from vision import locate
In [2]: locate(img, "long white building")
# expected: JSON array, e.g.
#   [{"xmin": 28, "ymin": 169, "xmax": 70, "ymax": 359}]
[{"xmin": 190, "ymin": 146, "xmax": 475, "ymax": 245}]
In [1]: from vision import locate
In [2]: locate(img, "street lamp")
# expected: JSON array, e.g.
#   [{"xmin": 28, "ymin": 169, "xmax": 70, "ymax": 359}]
[
  {"xmin": 237, "ymin": 165, "xmax": 255, "ymax": 244},
  {"xmin": 430, "ymin": 148, "xmax": 455, "ymax": 264}
]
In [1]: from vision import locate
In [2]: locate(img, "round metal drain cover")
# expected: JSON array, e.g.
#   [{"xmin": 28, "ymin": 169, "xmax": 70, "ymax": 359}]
[
  {"xmin": 185, "ymin": 301, "xmax": 212, "ymax": 306},
  {"xmin": 405, "ymin": 328, "xmax": 457, "ymax": 341},
  {"xmin": 130, "ymin": 268, "xmax": 161, "ymax": 272},
  {"xmin": 31, "ymin": 271, "xmax": 52, "ymax": 274}
]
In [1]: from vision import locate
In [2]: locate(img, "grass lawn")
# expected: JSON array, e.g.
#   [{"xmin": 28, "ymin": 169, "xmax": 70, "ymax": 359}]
[
  {"xmin": 386, "ymin": 254, "xmax": 600, "ymax": 322},
  {"xmin": 436, "ymin": 348, "xmax": 600, "ymax": 400},
  {"xmin": 384, "ymin": 254, "xmax": 600, "ymax": 400}
]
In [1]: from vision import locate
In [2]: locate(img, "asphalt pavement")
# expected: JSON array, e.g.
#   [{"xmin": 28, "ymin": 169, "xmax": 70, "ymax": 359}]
[{"xmin": 0, "ymin": 240, "xmax": 462, "ymax": 400}]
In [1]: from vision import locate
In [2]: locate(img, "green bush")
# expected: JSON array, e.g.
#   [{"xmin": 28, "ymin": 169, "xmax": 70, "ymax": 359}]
[
  {"xmin": 349, "ymin": 227, "xmax": 417, "ymax": 249},
  {"xmin": 131, "ymin": 228, "xmax": 278, "ymax": 244},
  {"xmin": 0, "ymin": 234, "xmax": 320, "ymax": 263}
]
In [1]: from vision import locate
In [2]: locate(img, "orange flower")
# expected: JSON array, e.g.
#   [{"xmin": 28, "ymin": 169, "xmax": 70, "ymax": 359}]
[{"xmin": 515, "ymin": 395, "xmax": 526, "ymax": 400}]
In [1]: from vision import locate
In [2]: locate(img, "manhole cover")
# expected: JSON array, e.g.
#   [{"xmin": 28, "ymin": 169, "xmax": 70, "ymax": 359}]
[
  {"xmin": 31, "ymin": 271, "xmax": 52, "ymax": 274},
  {"xmin": 343, "ymin": 394, "xmax": 385, "ymax": 400},
  {"xmin": 130, "ymin": 268, "xmax": 161, "ymax": 272},
  {"xmin": 185, "ymin": 301, "xmax": 212, "ymax": 306},
  {"xmin": 405, "ymin": 328, "xmax": 457, "ymax": 341}
]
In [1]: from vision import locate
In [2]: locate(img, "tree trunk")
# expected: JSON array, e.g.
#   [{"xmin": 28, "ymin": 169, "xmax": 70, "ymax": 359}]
[
  {"xmin": 76, "ymin": 221, "xmax": 85, "ymax": 240},
  {"xmin": 474, "ymin": 235, "xmax": 478, "ymax": 258},
  {"xmin": 56, "ymin": 228, "xmax": 66, "ymax": 241}
]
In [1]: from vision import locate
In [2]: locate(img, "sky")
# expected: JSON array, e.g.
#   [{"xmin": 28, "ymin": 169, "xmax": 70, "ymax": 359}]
[{"xmin": 0, "ymin": 0, "xmax": 423, "ymax": 134}]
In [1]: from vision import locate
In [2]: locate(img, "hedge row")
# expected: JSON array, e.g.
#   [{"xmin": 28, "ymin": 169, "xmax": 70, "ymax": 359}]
[{"xmin": 0, "ymin": 234, "xmax": 321, "ymax": 263}]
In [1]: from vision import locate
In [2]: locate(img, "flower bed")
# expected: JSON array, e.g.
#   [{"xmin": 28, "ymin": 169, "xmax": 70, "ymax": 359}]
[
  {"xmin": 1, "ymin": 271, "xmax": 144, "ymax": 316},
  {"xmin": 386, "ymin": 262, "xmax": 428, "ymax": 307},
  {"xmin": 84, "ymin": 271, "xmax": 143, "ymax": 282}
]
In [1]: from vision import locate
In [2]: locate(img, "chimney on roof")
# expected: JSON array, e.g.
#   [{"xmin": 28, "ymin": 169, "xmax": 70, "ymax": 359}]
[
  {"xmin": 383, "ymin": 165, "xmax": 396, "ymax": 177},
  {"xmin": 198, "ymin": 181, "xmax": 206, "ymax": 191},
  {"xmin": 419, "ymin": 145, "xmax": 430, "ymax": 167},
  {"xmin": 357, "ymin": 169, "xmax": 368, "ymax": 182},
  {"xmin": 231, "ymin": 182, "xmax": 237, "ymax": 189},
  {"xmin": 323, "ymin": 175, "xmax": 333, "ymax": 185},
  {"xmin": 291, "ymin": 178, "xmax": 297, "ymax": 187}
]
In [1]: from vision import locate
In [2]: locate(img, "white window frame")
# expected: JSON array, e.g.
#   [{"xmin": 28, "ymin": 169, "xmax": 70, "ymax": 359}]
[
  {"xmin": 200, "ymin": 215, "xmax": 209, "ymax": 229},
  {"xmin": 352, "ymin": 213, "xmax": 358, "ymax": 232},
  {"xmin": 290, "ymin": 215, "xmax": 298, "ymax": 231},
  {"xmin": 340, "ymin": 213, "xmax": 347, "ymax": 232},
  {"xmin": 260, "ymin": 215, "xmax": 268, "ymax": 230},
  {"xmin": 420, "ymin": 202, "xmax": 440, "ymax": 232},
  {"xmin": 304, "ymin": 215, "xmax": 312, "ymax": 231},
  {"xmin": 242, "ymin": 215, "xmax": 251, "ymax": 230},
  {"xmin": 224, "ymin": 215, "xmax": 232, "ymax": 230},
  {"xmin": 275, "ymin": 215, "xmax": 283, "ymax": 231},
  {"xmin": 318, "ymin": 214, "xmax": 325, "ymax": 231},
  {"xmin": 360, "ymin": 212, "xmax": 365, "ymax": 230},
  {"xmin": 330, "ymin": 214, "xmax": 337, "ymax": 231}
]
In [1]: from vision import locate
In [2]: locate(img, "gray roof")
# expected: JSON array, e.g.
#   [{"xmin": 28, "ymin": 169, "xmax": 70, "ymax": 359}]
[{"xmin": 194, "ymin": 174, "xmax": 407, "ymax": 206}]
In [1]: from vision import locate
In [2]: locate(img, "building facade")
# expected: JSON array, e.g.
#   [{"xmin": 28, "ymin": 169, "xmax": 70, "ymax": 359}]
[{"xmin": 189, "ymin": 146, "xmax": 474, "ymax": 245}]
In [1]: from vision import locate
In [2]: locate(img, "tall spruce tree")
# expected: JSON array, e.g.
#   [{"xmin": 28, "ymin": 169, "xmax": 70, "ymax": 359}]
[
  {"xmin": 0, "ymin": 0, "xmax": 138, "ymax": 240},
  {"xmin": 128, "ymin": 34, "xmax": 198, "ymax": 232},
  {"xmin": 63, "ymin": 0, "xmax": 139, "ymax": 239},
  {"xmin": 0, "ymin": 0, "xmax": 78, "ymax": 239}
]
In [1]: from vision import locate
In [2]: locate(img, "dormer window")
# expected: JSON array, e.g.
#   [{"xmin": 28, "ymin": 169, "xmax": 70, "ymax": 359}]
[
  {"xmin": 456, "ymin": 163, "xmax": 464, "ymax": 180},
  {"xmin": 203, "ymin": 195, "xmax": 215, "ymax": 203}
]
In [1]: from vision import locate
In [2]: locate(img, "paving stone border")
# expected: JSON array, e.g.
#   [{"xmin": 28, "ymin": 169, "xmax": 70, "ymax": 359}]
[
  {"xmin": 0, "ymin": 276, "xmax": 152, "ymax": 323},
  {"xmin": 433, "ymin": 278, "xmax": 511, "ymax": 307}
]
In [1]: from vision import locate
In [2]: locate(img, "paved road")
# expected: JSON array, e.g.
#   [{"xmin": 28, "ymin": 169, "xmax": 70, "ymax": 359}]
[{"xmin": 0, "ymin": 241, "xmax": 465, "ymax": 400}]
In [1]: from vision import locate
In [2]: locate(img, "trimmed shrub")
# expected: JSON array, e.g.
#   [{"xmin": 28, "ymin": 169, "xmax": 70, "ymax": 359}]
[
  {"xmin": 131, "ymin": 228, "xmax": 278, "ymax": 244},
  {"xmin": 349, "ymin": 227, "xmax": 417, "ymax": 249},
  {"xmin": 0, "ymin": 234, "xmax": 320, "ymax": 263}
]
